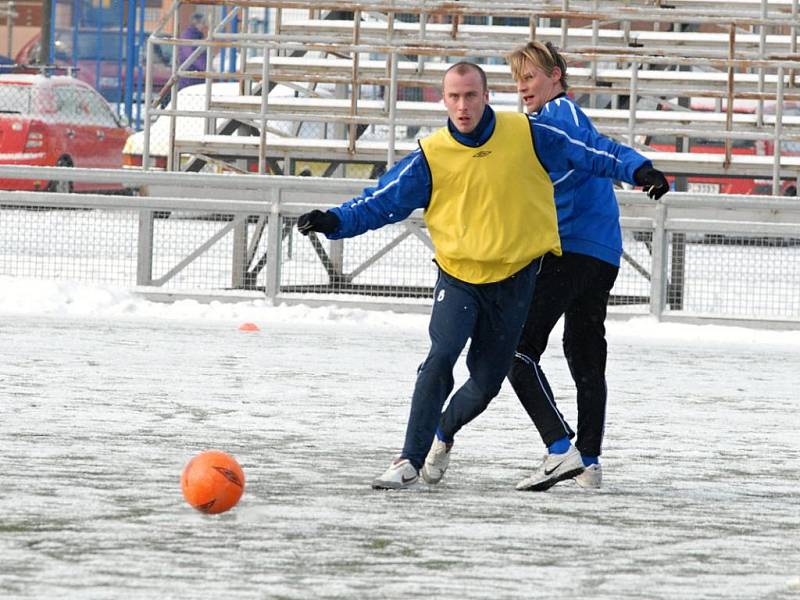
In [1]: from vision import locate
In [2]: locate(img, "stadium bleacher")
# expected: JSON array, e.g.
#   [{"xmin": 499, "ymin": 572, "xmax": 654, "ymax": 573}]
[{"xmin": 141, "ymin": 0, "xmax": 799, "ymax": 192}]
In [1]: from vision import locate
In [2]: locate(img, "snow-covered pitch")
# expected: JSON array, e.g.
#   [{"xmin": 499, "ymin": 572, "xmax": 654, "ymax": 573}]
[{"xmin": 1, "ymin": 278, "xmax": 798, "ymax": 599}]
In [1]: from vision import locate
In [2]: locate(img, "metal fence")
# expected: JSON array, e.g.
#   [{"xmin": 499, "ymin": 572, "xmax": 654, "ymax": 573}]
[{"xmin": 0, "ymin": 165, "xmax": 798, "ymax": 327}]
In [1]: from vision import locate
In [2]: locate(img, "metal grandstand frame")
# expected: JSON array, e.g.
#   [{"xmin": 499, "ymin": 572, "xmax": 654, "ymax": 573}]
[{"xmin": 138, "ymin": 0, "xmax": 800, "ymax": 196}]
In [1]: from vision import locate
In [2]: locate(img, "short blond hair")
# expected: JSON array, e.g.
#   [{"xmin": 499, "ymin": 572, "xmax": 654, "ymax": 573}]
[{"xmin": 506, "ymin": 41, "xmax": 569, "ymax": 91}]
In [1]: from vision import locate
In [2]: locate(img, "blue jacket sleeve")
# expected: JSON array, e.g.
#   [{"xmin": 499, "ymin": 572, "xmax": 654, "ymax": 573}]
[
  {"xmin": 326, "ymin": 149, "xmax": 432, "ymax": 240},
  {"xmin": 529, "ymin": 112, "xmax": 650, "ymax": 184}
]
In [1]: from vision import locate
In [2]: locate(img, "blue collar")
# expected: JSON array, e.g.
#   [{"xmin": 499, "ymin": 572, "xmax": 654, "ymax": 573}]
[{"xmin": 447, "ymin": 105, "xmax": 495, "ymax": 147}]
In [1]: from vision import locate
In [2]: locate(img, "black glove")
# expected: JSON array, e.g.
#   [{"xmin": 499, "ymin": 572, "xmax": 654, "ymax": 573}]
[
  {"xmin": 297, "ymin": 210, "xmax": 340, "ymax": 236},
  {"xmin": 634, "ymin": 165, "xmax": 670, "ymax": 200}
]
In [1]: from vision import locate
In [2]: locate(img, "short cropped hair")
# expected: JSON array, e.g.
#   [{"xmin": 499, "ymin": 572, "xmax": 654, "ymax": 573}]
[
  {"xmin": 442, "ymin": 61, "xmax": 488, "ymax": 91},
  {"xmin": 506, "ymin": 41, "xmax": 569, "ymax": 91}
]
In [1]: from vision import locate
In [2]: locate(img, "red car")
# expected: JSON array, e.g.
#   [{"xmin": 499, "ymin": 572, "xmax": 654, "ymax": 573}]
[{"xmin": 0, "ymin": 73, "xmax": 131, "ymax": 192}]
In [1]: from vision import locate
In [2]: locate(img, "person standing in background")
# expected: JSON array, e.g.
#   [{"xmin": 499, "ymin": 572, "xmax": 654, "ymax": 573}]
[{"xmin": 178, "ymin": 13, "xmax": 208, "ymax": 90}]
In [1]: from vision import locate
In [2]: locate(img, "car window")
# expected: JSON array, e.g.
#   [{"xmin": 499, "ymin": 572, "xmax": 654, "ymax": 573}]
[
  {"xmin": 52, "ymin": 85, "xmax": 83, "ymax": 124},
  {"xmin": 77, "ymin": 87, "xmax": 119, "ymax": 127},
  {"xmin": 0, "ymin": 84, "xmax": 32, "ymax": 114},
  {"xmin": 31, "ymin": 87, "xmax": 56, "ymax": 116}
]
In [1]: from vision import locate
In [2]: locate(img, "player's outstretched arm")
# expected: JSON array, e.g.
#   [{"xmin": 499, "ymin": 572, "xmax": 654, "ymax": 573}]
[
  {"xmin": 296, "ymin": 149, "xmax": 431, "ymax": 240},
  {"xmin": 530, "ymin": 112, "xmax": 654, "ymax": 187}
]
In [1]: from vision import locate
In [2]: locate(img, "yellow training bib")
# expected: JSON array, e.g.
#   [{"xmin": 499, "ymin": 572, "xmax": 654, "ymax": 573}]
[{"xmin": 419, "ymin": 112, "xmax": 561, "ymax": 284}]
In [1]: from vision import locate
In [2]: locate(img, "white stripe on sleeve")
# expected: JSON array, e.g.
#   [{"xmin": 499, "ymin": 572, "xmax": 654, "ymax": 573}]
[
  {"xmin": 565, "ymin": 100, "xmax": 579, "ymax": 127},
  {"xmin": 552, "ymin": 169, "xmax": 575, "ymax": 186},
  {"xmin": 532, "ymin": 121, "xmax": 622, "ymax": 164}
]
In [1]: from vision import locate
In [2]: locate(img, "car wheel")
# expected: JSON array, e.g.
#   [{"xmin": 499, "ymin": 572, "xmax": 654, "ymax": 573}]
[{"xmin": 48, "ymin": 158, "xmax": 73, "ymax": 193}]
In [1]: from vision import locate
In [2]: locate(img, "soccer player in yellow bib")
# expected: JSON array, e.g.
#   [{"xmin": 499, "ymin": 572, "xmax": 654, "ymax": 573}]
[
  {"xmin": 297, "ymin": 62, "xmax": 664, "ymax": 490},
  {"xmin": 427, "ymin": 44, "xmax": 670, "ymax": 492}
]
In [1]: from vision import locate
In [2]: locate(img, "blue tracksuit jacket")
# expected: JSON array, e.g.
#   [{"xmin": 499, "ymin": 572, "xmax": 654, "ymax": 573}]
[
  {"xmin": 535, "ymin": 94, "xmax": 632, "ymax": 266},
  {"xmin": 327, "ymin": 105, "xmax": 649, "ymax": 269}
]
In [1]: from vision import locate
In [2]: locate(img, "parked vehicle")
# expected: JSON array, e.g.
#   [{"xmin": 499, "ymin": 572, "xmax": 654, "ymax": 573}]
[
  {"xmin": 0, "ymin": 73, "xmax": 132, "ymax": 192},
  {"xmin": 122, "ymin": 82, "xmax": 324, "ymax": 173},
  {"xmin": 123, "ymin": 82, "xmax": 242, "ymax": 171},
  {"xmin": 15, "ymin": 30, "xmax": 172, "ymax": 104}
]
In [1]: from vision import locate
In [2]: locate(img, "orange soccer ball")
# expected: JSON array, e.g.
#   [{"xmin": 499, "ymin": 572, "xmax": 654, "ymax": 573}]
[{"xmin": 181, "ymin": 450, "xmax": 245, "ymax": 514}]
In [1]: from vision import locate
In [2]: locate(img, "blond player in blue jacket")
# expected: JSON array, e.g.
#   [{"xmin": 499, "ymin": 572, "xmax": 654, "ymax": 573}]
[{"xmin": 297, "ymin": 62, "xmax": 667, "ymax": 490}]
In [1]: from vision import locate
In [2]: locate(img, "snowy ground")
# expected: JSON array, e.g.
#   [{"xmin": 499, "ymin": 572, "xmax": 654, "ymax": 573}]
[{"xmin": 1, "ymin": 278, "xmax": 799, "ymax": 599}]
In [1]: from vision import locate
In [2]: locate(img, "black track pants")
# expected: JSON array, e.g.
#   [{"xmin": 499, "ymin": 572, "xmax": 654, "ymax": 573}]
[
  {"xmin": 402, "ymin": 260, "xmax": 538, "ymax": 470},
  {"xmin": 507, "ymin": 252, "xmax": 618, "ymax": 457}
]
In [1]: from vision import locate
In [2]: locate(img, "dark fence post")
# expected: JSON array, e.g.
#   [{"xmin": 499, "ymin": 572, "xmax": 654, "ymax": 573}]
[{"xmin": 40, "ymin": 0, "xmax": 54, "ymax": 65}]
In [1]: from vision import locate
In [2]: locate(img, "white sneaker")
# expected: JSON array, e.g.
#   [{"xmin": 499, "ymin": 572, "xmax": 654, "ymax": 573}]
[
  {"xmin": 575, "ymin": 463, "xmax": 602, "ymax": 489},
  {"xmin": 421, "ymin": 438, "xmax": 452, "ymax": 484},
  {"xmin": 516, "ymin": 445, "xmax": 585, "ymax": 492},
  {"xmin": 371, "ymin": 458, "xmax": 419, "ymax": 490}
]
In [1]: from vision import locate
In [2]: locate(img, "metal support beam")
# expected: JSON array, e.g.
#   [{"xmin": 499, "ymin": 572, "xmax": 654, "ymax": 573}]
[
  {"xmin": 264, "ymin": 187, "xmax": 283, "ymax": 299},
  {"xmin": 136, "ymin": 211, "xmax": 155, "ymax": 286}
]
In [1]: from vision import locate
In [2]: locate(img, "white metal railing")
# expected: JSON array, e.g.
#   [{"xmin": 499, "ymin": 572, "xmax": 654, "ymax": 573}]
[{"xmin": 0, "ymin": 165, "xmax": 798, "ymax": 328}]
